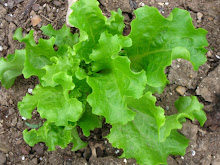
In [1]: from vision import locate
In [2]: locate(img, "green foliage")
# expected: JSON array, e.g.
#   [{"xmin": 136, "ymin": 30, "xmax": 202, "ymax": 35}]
[
  {"xmin": 0, "ymin": 0, "xmax": 208, "ymax": 164},
  {"xmin": 107, "ymin": 93, "xmax": 206, "ymax": 165},
  {"xmin": 0, "ymin": 49, "xmax": 25, "ymax": 88}
]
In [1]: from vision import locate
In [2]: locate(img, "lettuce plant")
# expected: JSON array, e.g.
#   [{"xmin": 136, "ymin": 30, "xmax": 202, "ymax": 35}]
[{"xmin": 0, "ymin": 0, "xmax": 208, "ymax": 164}]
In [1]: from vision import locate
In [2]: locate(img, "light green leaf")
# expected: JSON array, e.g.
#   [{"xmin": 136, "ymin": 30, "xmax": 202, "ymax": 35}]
[
  {"xmin": 18, "ymin": 85, "xmax": 83, "ymax": 126},
  {"xmin": 144, "ymin": 83, "xmax": 167, "ymax": 94},
  {"xmin": 41, "ymin": 24, "xmax": 79, "ymax": 47},
  {"xmin": 13, "ymin": 28, "xmax": 24, "ymax": 41},
  {"xmin": 126, "ymin": 92, "xmax": 165, "ymax": 130},
  {"xmin": 78, "ymin": 103, "xmax": 102, "ymax": 137},
  {"xmin": 159, "ymin": 96, "xmax": 207, "ymax": 142},
  {"xmin": 69, "ymin": 0, "xmax": 107, "ymax": 62},
  {"xmin": 106, "ymin": 9, "xmax": 125, "ymax": 35},
  {"xmin": 13, "ymin": 29, "xmax": 58, "ymax": 79},
  {"xmin": 0, "ymin": 50, "xmax": 25, "ymax": 89},
  {"xmin": 126, "ymin": 6, "xmax": 208, "ymax": 89},
  {"xmin": 69, "ymin": 0, "xmax": 127, "ymax": 62},
  {"xmin": 87, "ymin": 32, "xmax": 147, "ymax": 124},
  {"xmin": 69, "ymin": 0, "xmax": 106, "ymax": 40},
  {"xmin": 71, "ymin": 127, "xmax": 88, "ymax": 151},
  {"xmin": 41, "ymin": 48, "xmax": 80, "ymax": 98},
  {"xmin": 107, "ymin": 93, "xmax": 189, "ymax": 165},
  {"xmin": 90, "ymin": 31, "xmax": 132, "ymax": 72},
  {"xmin": 23, "ymin": 122, "xmax": 75, "ymax": 151},
  {"xmin": 87, "ymin": 57, "xmax": 142, "ymax": 125},
  {"xmin": 108, "ymin": 93, "xmax": 207, "ymax": 165}
]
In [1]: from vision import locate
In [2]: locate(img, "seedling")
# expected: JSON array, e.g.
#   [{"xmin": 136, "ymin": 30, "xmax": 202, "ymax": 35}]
[{"xmin": 0, "ymin": 0, "xmax": 208, "ymax": 164}]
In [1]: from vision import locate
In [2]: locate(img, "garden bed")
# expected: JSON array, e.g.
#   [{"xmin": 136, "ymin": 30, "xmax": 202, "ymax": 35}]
[{"xmin": 0, "ymin": 0, "xmax": 219, "ymax": 164}]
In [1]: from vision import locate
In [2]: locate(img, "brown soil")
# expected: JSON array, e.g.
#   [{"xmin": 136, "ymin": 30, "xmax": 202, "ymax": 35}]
[{"xmin": 0, "ymin": 0, "xmax": 219, "ymax": 165}]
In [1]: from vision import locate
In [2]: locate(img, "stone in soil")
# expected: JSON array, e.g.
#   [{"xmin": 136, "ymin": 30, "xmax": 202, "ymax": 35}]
[
  {"xmin": 32, "ymin": 3, "xmax": 40, "ymax": 11},
  {"xmin": 31, "ymin": 15, "xmax": 41, "ymax": 26},
  {"xmin": 196, "ymin": 64, "xmax": 220, "ymax": 102},
  {"xmin": 175, "ymin": 86, "xmax": 186, "ymax": 96},
  {"xmin": 197, "ymin": 12, "xmax": 203, "ymax": 23},
  {"xmin": 32, "ymin": 143, "xmax": 44, "ymax": 155},
  {"xmin": 53, "ymin": 0, "xmax": 62, "ymax": 6},
  {"xmin": 20, "ymin": 145, "xmax": 31, "ymax": 155}
]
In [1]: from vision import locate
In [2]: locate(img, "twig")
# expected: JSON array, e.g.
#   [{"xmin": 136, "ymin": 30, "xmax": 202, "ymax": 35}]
[{"xmin": 40, "ymin": 14, "xmax": 53, "ymax": 23}]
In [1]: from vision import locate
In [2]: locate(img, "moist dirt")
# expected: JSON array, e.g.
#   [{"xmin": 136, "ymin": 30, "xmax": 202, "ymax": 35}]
[{"xmin": 0, "ymin": 0, "xmax": 219, "ymax": 164}]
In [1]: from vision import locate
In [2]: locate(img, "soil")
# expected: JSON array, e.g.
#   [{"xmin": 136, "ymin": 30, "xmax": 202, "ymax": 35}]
[{"xmin": 0, "ymin": 0, "xmax": 219, "ymax": 165}]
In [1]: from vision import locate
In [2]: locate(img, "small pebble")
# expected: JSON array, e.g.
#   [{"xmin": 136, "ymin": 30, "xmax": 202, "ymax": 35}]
[
  {"xmin": 115, "ymin": 150, "xmax": 120, "ymax": 154},
  {"xmin": 22, "ymin": 117, "xmax": 27, "ymax": 120},
  {"xmin": 158, "ymin": 3, "xmax": 164, "ymax": 6},
  {"xmin": 181, "ymin": 156, "xmax": 184, "ymax": 159},
  {"xmin": 21, "ymin": 155, "xmax": 25, "ymax": 161},
  {"xmin": 53, "ymin": 0, "xmax": 61, "ymax": 6},
  {"xmin": 197, "ymin": 12, "xmax": 203, "ymax": 23},
  {"xmin": 123, "ymin": 159, "xmax": 127, "ymax": 163},
  {"xmin": 28, "ymin": 88, "xmax": 33, "ymax": 94},
  {"xmin": 31, "ymin": 15, "xmax": 41, "ymax": 26},
  {"xmin": 216, "ymin": 55, "xmax": 220, "ymax": 59},
  {"xmin": 0, "ymin": 46, "xmax": 2, "ymax": 51},
  {"xmin": 191, "ymin": 150, "xmax": 196, "ymax": 156},
  {"xmin": 32, "ymin": 4, "xmax": 40, "ymax": 11},
  {"xmin": 20, "ymin": 145, "xmax": 31, "ymax": 155},
  {"xmin": 33, "ymin": 143, "xmax": 44, "ymax": 155},
  {"xmin": 176, "ymin": 86, "xmax": 187, "ymax": 96},
  {"xmin": 165, "ymin": 2, "xmax": 169, "ymax": 5},
  {"xmin": 139, "ymin": 2, "xmax": 145, "ymax": 7},
  {"xmin": 206, "ymin": 50, "xmax": 212, "ymax": 57},
  {"xmin": 4, "ymin": 3, "xmax": 8, "ymax": 7}
]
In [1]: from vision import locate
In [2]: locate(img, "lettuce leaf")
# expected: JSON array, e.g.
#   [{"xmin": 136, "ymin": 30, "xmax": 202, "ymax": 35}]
[
  {"xmin": 0, "ymin": 50, "xmax": 25, "ymax": 89},
  {"xmin": 107, "ymin": 92, "xmax": 206, "ymax": 165},
  {"xmin": 13, "ymin": 29, "xmax": 57, "ymax": 79},
  {"xmin": 78, "ymin": 103, "xmax": 102, "ymax": 137},
  {"xmin": 69, "ymin": 0, "xmax": 125, "ymax": 62},
  {"xmin": 106, "ymin": 9, "xmax": 125, "ymax": 35},
  {"xmin": 159, "ymin": 96, "xmax": 206, "ymax": 142},
  {"xmin": 41, "ymin": 48, "xmax": 80, "ymax": 98},
  {"xmin": 87, "ymin": 32, "xmax": 147, "ymax": 124},
  {"xmin": 23, "ymin": 122, "xmax": 87, "ymax": 151},
  {"xmin": 41, "ymin": 24, "xmax": 79, "ymax": 47},
  {"xmin": 18, "ymin": 85, "xmax": 83, "ymax": 126},
  {"xmin": 126, "ymin": 6, "xmax": 208, "ymax": 91}
]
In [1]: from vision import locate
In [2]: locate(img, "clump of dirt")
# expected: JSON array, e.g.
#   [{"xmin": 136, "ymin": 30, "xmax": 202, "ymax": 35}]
[{"xmin": 0, "ymin": 0, "xmax": 219, "ymax": 164}]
